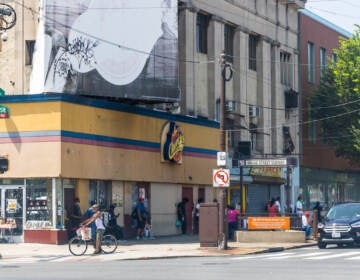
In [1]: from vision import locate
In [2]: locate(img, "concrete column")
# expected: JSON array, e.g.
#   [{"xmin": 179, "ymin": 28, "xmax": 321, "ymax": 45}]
[
  {"xmin": 178, "ymin": 6, "xmax": 196, "ymax": 115},
  {"xmin": 271, "ymin": 44, "xmax": 282, "ymax": 154},
  {"xmin": 257, "ymin": 38, "xmax": 272, "ymax": 154},
  {"xmin": 207, "ymin": 16, "xmax": 224, "ymax": 120}
]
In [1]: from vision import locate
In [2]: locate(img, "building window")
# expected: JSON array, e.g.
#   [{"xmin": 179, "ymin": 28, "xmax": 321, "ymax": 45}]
[
  {"xmin": 196, "ymin": 13, "xmax": 209, "ymax": 54},
  {"xmin": 25, "ymin": 40, "xmax": 36, "ymax": 66},
  {"xmin": 332, "ymin": 53, "xmax": 337, "ymax": 63},
  {"xmin": 224, "ymin": 24, "xmax": 235, "ymax": 63},
  {"xmin": 308, "ymin": 105, "xmax": 316, "ymax": 144},
  {"xmin": 249, "ymin": 34, "xmax": 258, "ymax": 71},
  {"xmin": 280, "ymin": 51, "xmax": 292, "ymax": 86},
  {"xmin": 307, "ymin": 42, "xmax": 315, "ymax": 83},
  {"xmin": 320, "ymin": 47, "xmax": 326, "ymax": 78}
]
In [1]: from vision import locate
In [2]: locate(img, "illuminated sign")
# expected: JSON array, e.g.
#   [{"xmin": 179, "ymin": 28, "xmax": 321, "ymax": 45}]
[{"xmin": 161, "ymin": 121, "xmax": 184, "ymax": 163}]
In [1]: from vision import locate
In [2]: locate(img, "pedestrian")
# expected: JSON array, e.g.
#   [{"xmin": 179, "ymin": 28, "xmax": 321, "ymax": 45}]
[
  {"xmin": 82, "ymin": 205, "xmax": 105, "ymax": 254},
  {"xmin": 267, "ymin": 198, "xmax": 279, "ymax": 217},
  {"xmin": 134, "ymin": 198, "xmax": 148, "ymax": 240},
  {"xmin": 193, "ymin": 198, "xmax": 203, "ymax": 234},
  {"xmin": 68, "ymin": 197, "xmax": 82, "ymax": 238},
  {"xmin": 83, "ymin": 202, "xmax": 97, "ymax": 240},
  {"xmin": 144, "ymin": 218, "xmax": 152, "ymax": 239},
  {"xmin": 177, "ymin": 197, "xmax": 189, "ymax": 234},
  {"xmin": 296, "ymin": 195, "xmax": 304, "ymax": 217},
  {"xmin": 106, "ymin": 204, "xmax": 123, "ymax": 240},
  {"xmin": 275, "ymin": 196, "xmax": 282, "ymax": 216},
  {"xmin": 301, "ymin": 211, "xmax": 311, "ymax": 240},
  {"xmin": 313, "ymin": 201, "xmax": 323, "ymax": 223},
  {"xmin": 227, "ymin": 204, "xmax": 238, "ymax": 240}
]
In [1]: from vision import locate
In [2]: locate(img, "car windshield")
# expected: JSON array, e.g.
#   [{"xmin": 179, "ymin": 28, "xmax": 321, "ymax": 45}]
[{"xmin": 326, "ymin": 204, "xmax": 360, "ymax": 220}]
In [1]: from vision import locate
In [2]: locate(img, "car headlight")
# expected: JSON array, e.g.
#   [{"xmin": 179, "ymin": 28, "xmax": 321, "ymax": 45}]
[
  {"xmin": 351, "ymin": 221, "xmax": 360, "ymax": 228},
  {"xmin": 317, "ymin": 223, "xmax": 324, "ymax": 229}
]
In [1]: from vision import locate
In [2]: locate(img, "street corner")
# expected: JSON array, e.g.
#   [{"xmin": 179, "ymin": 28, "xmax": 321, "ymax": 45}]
[{"xmin": 197, "ymin": 246, "xmax": 266, "ymax": 256}]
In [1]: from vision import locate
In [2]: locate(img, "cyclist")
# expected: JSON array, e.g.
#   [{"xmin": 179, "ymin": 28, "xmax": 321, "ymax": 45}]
[{"xmin": 82, "ymin": 205, "xmax": 105, "ymax": 254}]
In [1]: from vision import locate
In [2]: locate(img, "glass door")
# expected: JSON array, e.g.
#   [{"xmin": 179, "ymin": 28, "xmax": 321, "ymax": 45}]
[{"xmin": 0, "ymin": 186, "xmax": 24, "ymax": 238}]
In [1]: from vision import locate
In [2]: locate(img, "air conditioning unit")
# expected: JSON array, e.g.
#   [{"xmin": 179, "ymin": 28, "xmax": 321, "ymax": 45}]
[
  {"xmin": 225, "ymin": 100, "xmax": 236, "ymax": 112},
  {"xmin": 249, "ymin": 105, "xmax": 260, "ymax": 117}
]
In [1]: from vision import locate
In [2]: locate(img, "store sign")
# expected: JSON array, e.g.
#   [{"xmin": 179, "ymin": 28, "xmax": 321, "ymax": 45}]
[
  {"xmin": 249, "ymin": 167, "xmax": 282, "ymax": 178},
  {"xmin": 160, "ymin": 121, "xmax": 184, "ymax": 163},
  {"xmin": 245, "ymin": 157, "xmax": 298, "ymax": 167},
  {"xmin": 0, "ymin": 105, "xmax": 9, "ymax": 118},
  {"xmin": 247, "ymin": 217, "xmax": 290, "ymax": 230},
  {"xmin": 7, "ymin": 199, "xmax": 17, "ymax": 213}
]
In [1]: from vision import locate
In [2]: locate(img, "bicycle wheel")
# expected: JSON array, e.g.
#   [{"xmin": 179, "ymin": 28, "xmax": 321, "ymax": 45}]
[
  {"xmin": 101, "ymin": 234, "xmax": 117, "ymax": 254},
  {"xmin": 69, "ymin": 236, "xmax": 87, "ymax": 256}
]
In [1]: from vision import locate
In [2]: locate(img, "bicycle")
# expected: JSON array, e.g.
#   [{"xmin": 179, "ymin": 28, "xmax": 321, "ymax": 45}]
[{"xmin": 68, "ymin": 226, "xmax": 117, "ymax": 256}]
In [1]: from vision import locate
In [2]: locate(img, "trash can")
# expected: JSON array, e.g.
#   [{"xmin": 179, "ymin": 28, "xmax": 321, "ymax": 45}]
[{"xmin": 199, "ymin": 202, "xmax": 219, "ymax": 247}]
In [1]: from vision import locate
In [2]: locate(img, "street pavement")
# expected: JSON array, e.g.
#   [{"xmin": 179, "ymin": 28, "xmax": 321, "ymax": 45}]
[{"xmin": 0, "ymin": 234, "xmax": 317, "ymax": 262}]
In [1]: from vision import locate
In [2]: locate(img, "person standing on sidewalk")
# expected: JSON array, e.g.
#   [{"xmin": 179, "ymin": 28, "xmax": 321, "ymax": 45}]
[
  {"xmin": 135, "ymin": 198, "xmax": 147, "ymax": 240},
  {"xmin": 296, "ymin": 195, "xmax": 304, "ymax": 217},
  {"xmin": 227, "ymin": 204, "xmax": 238, "ymax": 240},
  {"xmin": 177, "ymin": 197, "xmax": 189, "ymax": 234}
]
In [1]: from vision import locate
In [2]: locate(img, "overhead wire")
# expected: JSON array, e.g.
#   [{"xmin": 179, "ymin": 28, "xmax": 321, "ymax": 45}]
[{"xmin": 13, "ymin": 0, "xmax": 360, "ymax": 140}]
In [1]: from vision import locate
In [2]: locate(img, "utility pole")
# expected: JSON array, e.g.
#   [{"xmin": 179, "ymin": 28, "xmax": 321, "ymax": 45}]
[{"xmin": 218, "ymin": 51, "xmax": 233, "ymax": 250}]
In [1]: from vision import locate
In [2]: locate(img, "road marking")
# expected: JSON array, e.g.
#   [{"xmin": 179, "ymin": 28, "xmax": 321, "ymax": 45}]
[{"xmin": 305, "ymin": 252, "xmax": 360, "ymax": 260}]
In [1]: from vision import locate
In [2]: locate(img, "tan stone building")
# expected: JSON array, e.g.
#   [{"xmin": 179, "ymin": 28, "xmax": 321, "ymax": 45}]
[{"xmin": 0, "ymin": 0, "xmax": 305, "ymax": 243}]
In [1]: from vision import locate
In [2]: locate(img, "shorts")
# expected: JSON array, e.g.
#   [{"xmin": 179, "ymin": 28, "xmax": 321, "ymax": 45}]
[
  {"xmin": 96, "ymin": 228, "xmax": 105, "ymax": 240},
  {"xmin": 137, "ymin": 219, "xmax": 145, "ymax": 230}
]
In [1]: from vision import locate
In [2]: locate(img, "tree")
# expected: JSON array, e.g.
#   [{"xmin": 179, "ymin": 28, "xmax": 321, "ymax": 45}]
[{"xmin": 309, "ymin": 27, "xmax": 360, "ymax": 164}]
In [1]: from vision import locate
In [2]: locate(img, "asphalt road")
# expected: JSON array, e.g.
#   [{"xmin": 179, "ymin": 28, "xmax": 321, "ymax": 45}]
[{"xmin": 1, "ymin": 246, "xmax": 360, "ymax": 280}]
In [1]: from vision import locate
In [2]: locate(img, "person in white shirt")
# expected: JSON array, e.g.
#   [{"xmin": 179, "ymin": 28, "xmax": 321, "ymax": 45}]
[
  {"xmin": 82, "ymin": 205, "xmax": 105, "ymax": 254},
  {"xmin": 296, "ymin": 195, "xmax": 303, "ymax": 217}
]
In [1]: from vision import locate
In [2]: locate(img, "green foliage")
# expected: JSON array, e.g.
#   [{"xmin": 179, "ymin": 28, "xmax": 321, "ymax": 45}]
[{"xmin": 309, "ymin": 28, "xmax": 360, "ymax": 164}]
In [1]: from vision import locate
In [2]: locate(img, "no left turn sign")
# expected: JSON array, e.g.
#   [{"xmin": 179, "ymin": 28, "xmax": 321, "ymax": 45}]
[{"xmin": 213, "ymin": 169, "xmax": 230, "ymax": 187}]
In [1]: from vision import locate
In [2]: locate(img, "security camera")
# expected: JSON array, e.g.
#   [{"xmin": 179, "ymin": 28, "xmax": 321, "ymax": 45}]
[{"xmin": 1, "ymin": 32, "xmax": 8, "ymax": 42}]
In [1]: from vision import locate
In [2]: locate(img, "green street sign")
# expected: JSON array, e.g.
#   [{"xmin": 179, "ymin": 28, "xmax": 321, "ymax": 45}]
[{"xmin": 0, "ymin": 105, "xmax": 9, "ymax": 118}]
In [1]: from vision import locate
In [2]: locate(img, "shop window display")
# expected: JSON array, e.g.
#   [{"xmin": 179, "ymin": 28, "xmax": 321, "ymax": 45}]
[{"xmin": 25, "ymin": 179, "xmax": 53, "ymax": 230}]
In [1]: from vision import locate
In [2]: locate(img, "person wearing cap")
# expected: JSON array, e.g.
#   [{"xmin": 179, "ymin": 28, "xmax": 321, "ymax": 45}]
[
  {"xmin": 301, "ymin": 211, "xmax": 311, "ymax": 240},
  {"xmin": 81, "ymin": 206, "xmax": 105, "ymax": 254}
]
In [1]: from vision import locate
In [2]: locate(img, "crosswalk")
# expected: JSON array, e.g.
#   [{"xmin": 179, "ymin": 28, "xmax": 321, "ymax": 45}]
[{"xmin": 231, "ymin": 248, "xmax": 360, "ymax": 261}]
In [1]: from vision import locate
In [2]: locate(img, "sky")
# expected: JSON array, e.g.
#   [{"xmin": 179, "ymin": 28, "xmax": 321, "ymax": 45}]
[{"xmin": 305, "ymin": 0, "xmax": 360, "ymax": 34}]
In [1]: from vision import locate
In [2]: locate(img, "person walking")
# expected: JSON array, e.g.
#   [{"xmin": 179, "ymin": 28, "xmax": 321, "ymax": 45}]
[
  {"xmin": 193, "ymin": 198, "xmax": 203, "ymax": 234},
  {"xmin": 177, "ymin": 197, "xmax": 189, "ymax": 234}
]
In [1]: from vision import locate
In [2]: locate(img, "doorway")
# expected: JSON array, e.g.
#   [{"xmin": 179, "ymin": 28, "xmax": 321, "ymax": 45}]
[{"xmin": 0, "ymin": 186, "xmax": 25, "ymax": 241}]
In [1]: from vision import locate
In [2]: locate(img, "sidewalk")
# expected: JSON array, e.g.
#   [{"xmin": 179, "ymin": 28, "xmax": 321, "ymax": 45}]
[{"xmin": 0, "ymin": 235, "xmax": 317, "ymax": 261}]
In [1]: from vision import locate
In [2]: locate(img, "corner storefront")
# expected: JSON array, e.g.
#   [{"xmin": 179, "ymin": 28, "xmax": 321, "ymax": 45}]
[{"xmin": 0, "ymin": 94, "xmax": 218, "ymax": 243}]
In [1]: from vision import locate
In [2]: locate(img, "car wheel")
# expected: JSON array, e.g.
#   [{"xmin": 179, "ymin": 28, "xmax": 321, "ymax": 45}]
[{"xmin": 318, "ymin": 241, "xmax": 327, "ymax": 249}]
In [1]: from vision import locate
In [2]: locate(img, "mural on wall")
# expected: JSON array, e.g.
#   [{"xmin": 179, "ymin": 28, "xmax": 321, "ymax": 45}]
[{"xmin": 30, "ymin": 0, "xmax": 179, "ymax": 102}]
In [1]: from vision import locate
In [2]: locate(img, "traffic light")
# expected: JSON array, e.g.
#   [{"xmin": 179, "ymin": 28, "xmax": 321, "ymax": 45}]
[{"xmin": 0, "ymin": 157, "xmax": 9, "ymax": 173}]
